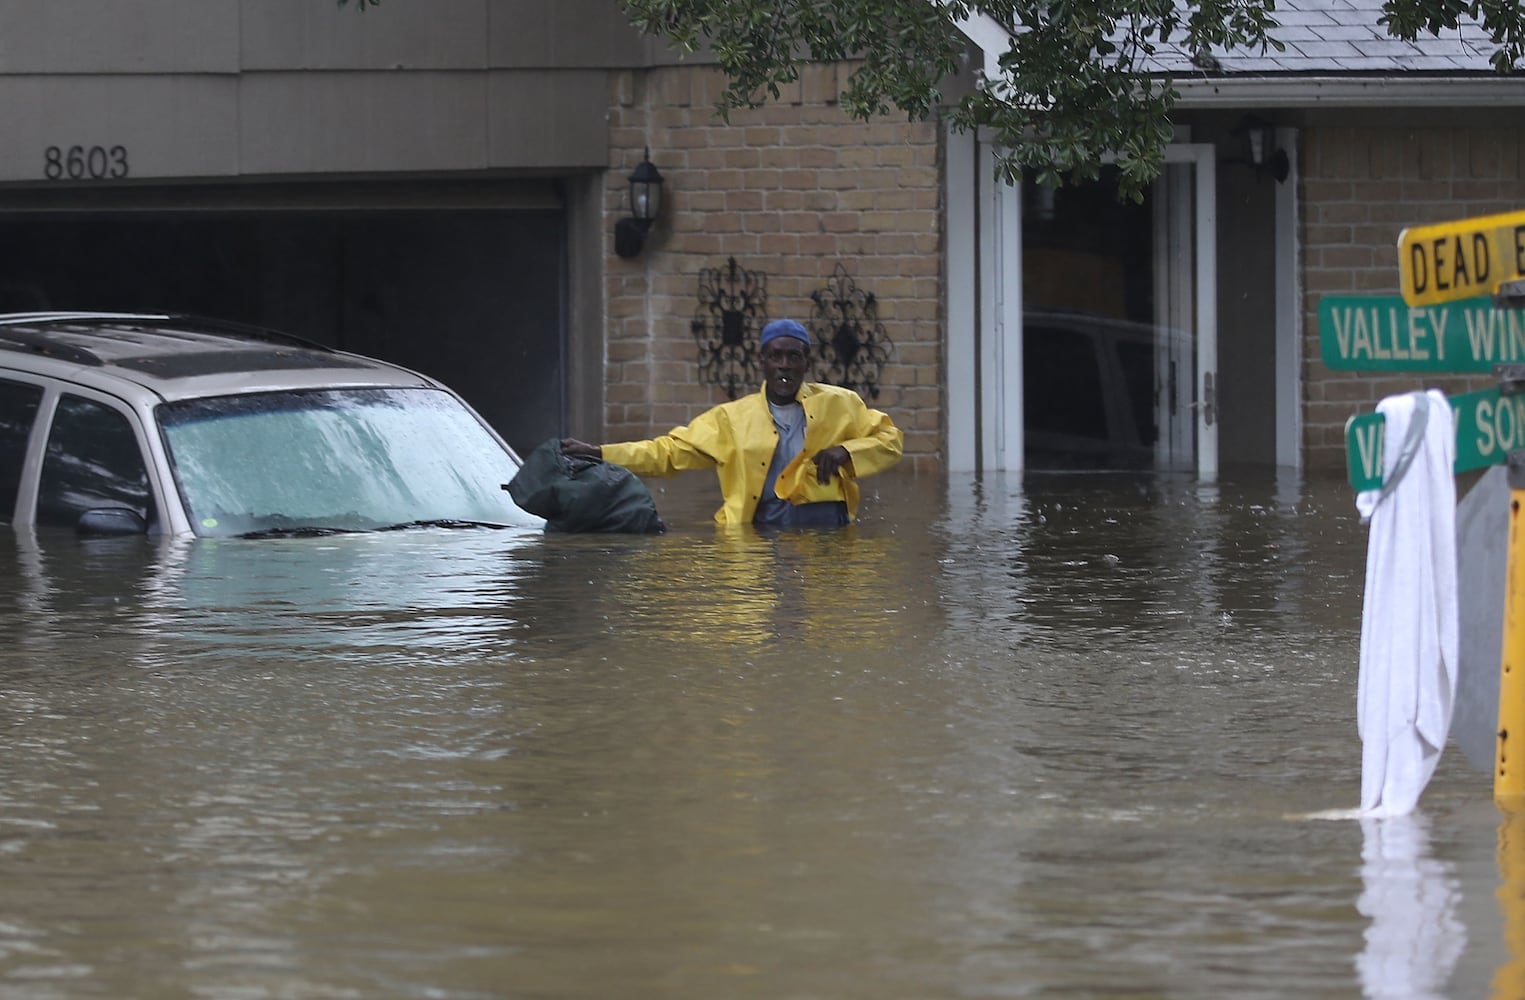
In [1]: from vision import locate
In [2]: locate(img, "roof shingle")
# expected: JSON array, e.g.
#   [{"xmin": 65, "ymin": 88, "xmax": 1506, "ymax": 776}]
[{"xmin": 1143, "ymin": 0, "xmax": 1510, "ymax": 74}]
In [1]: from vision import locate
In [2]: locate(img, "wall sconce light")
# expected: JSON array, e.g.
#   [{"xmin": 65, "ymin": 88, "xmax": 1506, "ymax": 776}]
[
  {"xmin": 1233, "ymin": 115, "xmax": 1290, "ymax": 184},
  {"xmin": 1025, "ymin": 180, "xmax": 1058, "ymax": 223},
  {"xmin": 614, "ymin": 148, "xmax": 664, "ymax": 258}
]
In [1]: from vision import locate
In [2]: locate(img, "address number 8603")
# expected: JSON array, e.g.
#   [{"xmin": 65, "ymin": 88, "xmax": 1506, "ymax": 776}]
[{"xmin": 43, "ymin": 145, "xmax": 129, "ymax": 181}]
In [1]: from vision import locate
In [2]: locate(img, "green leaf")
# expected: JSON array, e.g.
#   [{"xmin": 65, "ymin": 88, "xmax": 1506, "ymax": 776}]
[{"xmin": 608, "ymin": 0, "xmax": 1525, "ymax": 200}]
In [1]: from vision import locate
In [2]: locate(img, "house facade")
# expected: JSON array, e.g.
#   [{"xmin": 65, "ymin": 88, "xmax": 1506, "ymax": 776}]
[{"xmin": 0, "ymin": 1, "xmax": 1519, "ymax": 481}]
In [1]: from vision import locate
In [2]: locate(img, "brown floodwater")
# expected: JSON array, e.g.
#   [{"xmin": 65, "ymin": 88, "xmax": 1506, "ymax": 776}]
[{"xmin": 0, "ymin": 468, "xmax": 1512, "ymax": 999}]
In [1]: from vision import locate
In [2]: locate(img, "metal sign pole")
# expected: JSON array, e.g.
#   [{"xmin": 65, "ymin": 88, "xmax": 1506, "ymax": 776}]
[
  {"xmin": 1501, "ymin": 454, "xmax": 1525, "ymax": 802},
  {"xmin": 1498, "ymin": 376, "xmax": 1525, "ymax": 806}
]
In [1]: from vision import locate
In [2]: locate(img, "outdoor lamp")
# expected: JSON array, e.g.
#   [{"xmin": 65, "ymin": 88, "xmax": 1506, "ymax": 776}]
[
  {"xmin": 1235, "ymin": 116, "xmax": 1290, "ymax": 184},
  {"xmin": 615, "ymin": 148, "xmax": 664, "ymax": 258}
]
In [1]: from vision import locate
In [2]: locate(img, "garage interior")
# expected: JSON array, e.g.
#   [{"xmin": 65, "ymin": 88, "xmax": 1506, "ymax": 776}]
[{"xmin": 0, "ymin": 183, "xmax": 568, "ymax": 460}]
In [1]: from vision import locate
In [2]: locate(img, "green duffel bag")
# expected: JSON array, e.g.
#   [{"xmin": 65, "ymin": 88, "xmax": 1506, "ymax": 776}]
[{"xmin": 505, "ymin": 437, "xmax": 665, "ymax": 534}]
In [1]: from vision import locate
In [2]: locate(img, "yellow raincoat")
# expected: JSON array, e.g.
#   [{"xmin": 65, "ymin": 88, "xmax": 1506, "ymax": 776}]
[{"xmin": 600, "ymin": 382, "xmax": 903, "ymax": 525}]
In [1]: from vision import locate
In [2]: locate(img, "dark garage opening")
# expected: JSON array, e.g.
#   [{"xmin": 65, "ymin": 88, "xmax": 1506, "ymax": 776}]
[{"xmin": 0, "ymin": 206, "xmax": 566, "ymax": 458}]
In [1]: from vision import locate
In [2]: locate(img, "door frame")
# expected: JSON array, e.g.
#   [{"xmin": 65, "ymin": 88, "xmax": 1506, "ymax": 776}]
[
  {"xmin": 945, "ymin": 131, "xmax": 1230, "ymax": 479},
  {"xmin": 946, "ymin": 124, "xmax": 1023, "ymax": 474},
  {"xmin": 1156, "ymin": 143, "xmax": 1218, "ymax": 480}
]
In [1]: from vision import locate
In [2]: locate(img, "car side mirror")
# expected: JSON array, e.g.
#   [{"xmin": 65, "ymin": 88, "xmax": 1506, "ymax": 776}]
[{"xmin": 77, "ymin": 507, "xmax": 148, "ymax": 536}]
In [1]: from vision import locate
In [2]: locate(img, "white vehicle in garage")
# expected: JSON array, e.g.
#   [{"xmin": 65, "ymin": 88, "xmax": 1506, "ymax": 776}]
[{"xmin": 0, "ymin": 312, "xmax": 543, "ymax": 538}]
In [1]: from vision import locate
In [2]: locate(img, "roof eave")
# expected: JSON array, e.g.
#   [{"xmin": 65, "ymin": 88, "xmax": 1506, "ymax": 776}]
[{"xmin": 1170, "ymin": 74, "xmax": 1525, "ymax": 109}]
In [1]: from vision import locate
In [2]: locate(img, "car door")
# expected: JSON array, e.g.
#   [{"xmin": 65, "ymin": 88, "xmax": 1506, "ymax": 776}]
[
  {"xmin": 24, "ymin": 388, "xmax": 160, "ymax": 533},
  {"xmin": 0, "ymin": 378, "xmax": 45, "ymax": 525}
]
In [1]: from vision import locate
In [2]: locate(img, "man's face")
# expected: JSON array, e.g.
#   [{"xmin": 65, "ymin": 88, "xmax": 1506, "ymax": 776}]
[{"xmin": 761, "ymin": 336, "xmax": 810, "ymax": 404}]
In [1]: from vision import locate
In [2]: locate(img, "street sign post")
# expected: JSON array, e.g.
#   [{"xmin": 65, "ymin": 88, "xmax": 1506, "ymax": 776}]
[
  {"xmin": 1399, "ymin": 209, "xmax": 1525, "ymax": 308},
  {"xmin": 1318, "ymin": 294, "xmax": 1523, "ymax": 372},
  {"xmin": 1372, "ymin": 207, "xmax": 1525, "ymax": 810},
  {"xmin": 1344, "ymin": 384, "xmax": 1525, "ymax": 491}
]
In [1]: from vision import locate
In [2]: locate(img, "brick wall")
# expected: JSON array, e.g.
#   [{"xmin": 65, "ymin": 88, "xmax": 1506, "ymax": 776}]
[
  {"xmin": 604, "ymin": 63, "xmax": 943, "ymax": 476},
  {"xmin": 1301, "ymin": 125, "xmax": 1525, "ymax": 472}
]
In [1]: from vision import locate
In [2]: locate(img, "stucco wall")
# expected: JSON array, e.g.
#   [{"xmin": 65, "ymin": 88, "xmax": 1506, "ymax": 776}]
[
  {"xmin": 1301, "ymin": 124, "xmax": 1525, "ymax": 473},
  {"xmin": 0, "ymin": 0, "xmax": 629, "ymax": 184},
  {"xmin": 602, "ymin": 63, "xmax": 944, "ymax": 476}
]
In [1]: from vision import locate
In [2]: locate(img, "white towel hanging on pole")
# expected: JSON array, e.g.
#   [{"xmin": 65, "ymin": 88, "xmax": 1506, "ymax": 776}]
[{"xmin": 1354, "ymin": 389, "xmax": 1459, "ymax": 817}]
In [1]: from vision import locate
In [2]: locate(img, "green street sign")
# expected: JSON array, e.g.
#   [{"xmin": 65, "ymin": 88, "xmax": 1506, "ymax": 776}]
[
  {"xmin": 1318, "ymin": 295, "xmax": 1525, "ymax": 372},
  {"xmin": 1345, "ymin": 386, "xmax": 1525, "ymax": 491}
]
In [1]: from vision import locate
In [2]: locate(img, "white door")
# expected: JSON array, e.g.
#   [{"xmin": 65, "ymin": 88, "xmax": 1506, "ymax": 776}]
[
  {"xmin": 943, "ymin": 131, "xmax": 1220, "ymax": 479},
  {"xmin": 1152, "ymin": 144, "xmax": 1218, "ymax": 480}
]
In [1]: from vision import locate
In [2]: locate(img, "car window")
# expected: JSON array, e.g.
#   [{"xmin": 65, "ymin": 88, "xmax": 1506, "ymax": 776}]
[
  {"xmin": 36, "ymin": 394, "xmax": 155, "ymax": 530},
  {"xmin": 1023, "ymin": 323, "xmax": 1108, "ymax": 441},
  {"xmin": 1115, "ymin": 339, "xmax": 1158, "ymax": 447},
  {"xmin": 0, "ymin": 379, "xmax": 43, "ymax": 523},
  {"xmin": 158, "ymin": 387, "xmax": 539, "ymax": 536}
]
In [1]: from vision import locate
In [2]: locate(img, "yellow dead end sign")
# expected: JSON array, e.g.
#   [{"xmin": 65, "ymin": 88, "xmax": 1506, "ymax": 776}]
[{"xmin": 1398, "ymin": 209, "xmax": 1525, "ymax": 307}]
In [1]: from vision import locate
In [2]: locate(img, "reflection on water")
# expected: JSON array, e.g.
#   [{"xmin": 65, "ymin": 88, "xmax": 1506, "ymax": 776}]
[
  {"xmin": 0, "ymin": 469, "xmax": 1508, "ymax": 998},
  {"xmin": 1357, "ymin": 816, "xmax": 1464, "ymax": 999}
]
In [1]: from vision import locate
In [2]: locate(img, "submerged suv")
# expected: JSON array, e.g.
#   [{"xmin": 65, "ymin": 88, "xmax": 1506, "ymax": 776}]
[{"xmin": 0, "ymin": 312, "xmax": 543, "ymax": 538}]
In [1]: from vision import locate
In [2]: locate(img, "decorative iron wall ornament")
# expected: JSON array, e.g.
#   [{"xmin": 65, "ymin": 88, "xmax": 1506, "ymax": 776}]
[
  {"xmin": 692, "ymin": 257, "xmax": 769, "ymax": 400},
  {"xmin": 808, "ymin": 265, "xmax": 894, "ymax": 400}
]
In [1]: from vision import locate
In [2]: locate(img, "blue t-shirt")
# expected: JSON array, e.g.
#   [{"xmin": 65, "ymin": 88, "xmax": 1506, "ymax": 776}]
[{"xmin": 754, "ymin": 400, "xmax": 847, "ymax": 528}]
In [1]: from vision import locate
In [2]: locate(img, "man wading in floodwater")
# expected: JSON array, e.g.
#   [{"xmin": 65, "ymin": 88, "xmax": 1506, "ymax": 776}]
[{"xmin": 561, "ymin": 319, "xmax": 903, "ymax": 528}]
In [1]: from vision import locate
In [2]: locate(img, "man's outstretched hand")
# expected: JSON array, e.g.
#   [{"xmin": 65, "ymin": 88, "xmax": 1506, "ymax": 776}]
[
  {"xmin": 560, "ymin": 438, "xmax": 601, "ymax": 458},
  {"xmin": 814, "ymin": 445, "xmax": 852, "ymax": 483}
]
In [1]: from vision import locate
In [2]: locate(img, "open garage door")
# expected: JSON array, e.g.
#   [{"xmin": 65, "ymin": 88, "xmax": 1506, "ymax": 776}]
[{"xmin": 0, "ymin": 183, "xmax": 567, "ymax": 458}]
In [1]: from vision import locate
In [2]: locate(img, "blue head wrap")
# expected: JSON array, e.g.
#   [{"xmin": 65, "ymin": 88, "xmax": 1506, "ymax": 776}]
[{"xmin": 759, "ymin": 319, "xmax": 810, "ymax": 350}]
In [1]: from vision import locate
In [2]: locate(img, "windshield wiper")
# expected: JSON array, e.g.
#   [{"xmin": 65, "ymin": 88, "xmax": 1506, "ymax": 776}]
[
  {"xmin": 236, "ymin": 526, "xmax": 364, "ymax": 539},
  {"xmin": 377, "ymin": 518, "xmax": 509, "ymax": 531},
  {"xmin": 235, "ymin": 518, "xmax": 509, "ymax": 538}
]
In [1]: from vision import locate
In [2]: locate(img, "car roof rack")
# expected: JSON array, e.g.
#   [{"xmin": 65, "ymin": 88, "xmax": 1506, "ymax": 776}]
[
  {"xmin": 0, "ymin": 326, "xmax": 103, "ymax": 365},
  {"xmin": 158, "ymin": 314, "xmax": 336, "ymax": 353},
  {"xmin": 0, "ymin": 311, "xmax": 338, "ymax": 366}
]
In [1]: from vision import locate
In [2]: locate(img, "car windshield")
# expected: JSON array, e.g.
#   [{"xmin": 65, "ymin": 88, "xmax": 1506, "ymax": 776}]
[{"xmin": 158, "ymin": 387, "xmax": 543, "ymax": 538}]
